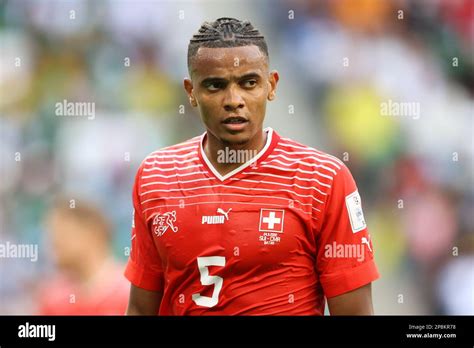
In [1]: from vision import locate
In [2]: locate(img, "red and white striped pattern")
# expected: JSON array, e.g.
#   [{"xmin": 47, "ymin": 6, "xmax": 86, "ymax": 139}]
[{"xmin": 136, "ymin": 129, "xmax": 346, "ymax": 228}]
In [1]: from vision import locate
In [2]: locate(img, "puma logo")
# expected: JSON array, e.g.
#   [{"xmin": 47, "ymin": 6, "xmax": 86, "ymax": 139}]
[
  {"xmin": 217, "ymin": 208, "xmax": 232, "ymax": 220},
  {"xmin": 361, "ymin": 236, "xmax": 372, "ymax": 253},
  {"xmin": 202, "ymin": 208, "xmax": 232, "ymax": 225}
]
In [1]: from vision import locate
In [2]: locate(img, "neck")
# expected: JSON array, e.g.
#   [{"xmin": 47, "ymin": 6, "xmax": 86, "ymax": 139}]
[{"xmin": 204, "ymin": 129, "xmax": 267, "ymax": 176}]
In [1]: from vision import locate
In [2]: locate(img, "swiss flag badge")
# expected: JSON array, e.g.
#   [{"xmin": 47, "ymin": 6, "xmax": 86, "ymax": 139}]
[{"xmin": 259, "ymin": 209, "xmax": 285, "ymax": 233}]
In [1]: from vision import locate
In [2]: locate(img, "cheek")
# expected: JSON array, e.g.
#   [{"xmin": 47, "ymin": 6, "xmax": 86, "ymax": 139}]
[
  {"xmin": 197, "ymin": 97, "xmax": 221, "ymax": 120},
  {"xmin": 247, "ymin": 91, "xmax": 267, "ymax": 113}
]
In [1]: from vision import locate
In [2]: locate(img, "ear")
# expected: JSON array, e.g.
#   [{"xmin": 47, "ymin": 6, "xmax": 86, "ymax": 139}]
[
  {"xmin": 267, "ymin": 70, "xmax": 279, "ymax": 101},
  {"xmin": 184, "ymin": 78, "xmax": 197, "ymax": 107}
]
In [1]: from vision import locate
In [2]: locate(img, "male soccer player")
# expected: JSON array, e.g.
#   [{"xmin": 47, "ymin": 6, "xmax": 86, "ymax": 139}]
[{"xmin": 125, "ymin": 17, "xmax": 379, "ymax": 315}]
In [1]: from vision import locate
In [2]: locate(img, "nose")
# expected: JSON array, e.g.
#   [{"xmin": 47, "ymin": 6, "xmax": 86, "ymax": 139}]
[{"xmin": 223, "ymin": 85, "xmax": 244, "ymax": 111}]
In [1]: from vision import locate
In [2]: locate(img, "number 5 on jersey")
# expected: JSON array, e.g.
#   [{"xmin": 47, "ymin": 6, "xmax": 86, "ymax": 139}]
[{"xmin": 192, "ymin": 256, "xmax": 226, "ymax": 308}]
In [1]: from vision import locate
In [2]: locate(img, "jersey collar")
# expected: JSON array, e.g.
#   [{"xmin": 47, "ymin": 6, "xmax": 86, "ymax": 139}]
[{"xmin": 198, "ymin": 127, "xmax": 280, "ymax": 182}]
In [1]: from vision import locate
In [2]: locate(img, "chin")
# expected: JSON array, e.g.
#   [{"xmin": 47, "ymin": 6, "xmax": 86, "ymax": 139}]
[{"xmin": 219, "ymin": 131, "xmax": 252, "ymax": 146}]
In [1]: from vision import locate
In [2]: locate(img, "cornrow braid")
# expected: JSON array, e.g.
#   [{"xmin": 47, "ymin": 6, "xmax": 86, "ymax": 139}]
[{"xmin": 188, "ymin": 17, "xmax": 268, "ymax": 70}]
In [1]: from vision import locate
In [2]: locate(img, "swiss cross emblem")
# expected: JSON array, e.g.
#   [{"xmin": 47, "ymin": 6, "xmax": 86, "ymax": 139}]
[{"xmin": 259, "ymin": 209, "xmax": 285, "ymax": 233}]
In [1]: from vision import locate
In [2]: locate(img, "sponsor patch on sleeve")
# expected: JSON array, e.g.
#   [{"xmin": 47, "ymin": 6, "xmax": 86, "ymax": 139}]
[{"xmin": 345, "ymin": 190, "xmax": 367, "ymax": 233}]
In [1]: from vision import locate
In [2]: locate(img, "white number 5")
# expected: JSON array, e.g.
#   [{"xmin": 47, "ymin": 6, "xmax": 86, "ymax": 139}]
[{"xmin": 192, "ymin": 256, "xmax": 226, "ymax": 308}]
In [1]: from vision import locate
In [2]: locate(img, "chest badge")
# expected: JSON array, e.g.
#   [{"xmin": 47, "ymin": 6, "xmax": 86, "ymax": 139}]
[
  {"xmin": 258, "ymin": 209, "xmax": 284, "ymax": 245},
  {"xmin": 152, "ymin": 211, "xmax": 178, "ymax": 237}
]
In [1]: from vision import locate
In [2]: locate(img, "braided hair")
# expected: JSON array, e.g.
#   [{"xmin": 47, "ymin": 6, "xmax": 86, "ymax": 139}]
[{"xmin": 188, "ymin": 17, "xmax": 268, "ymax": 69}]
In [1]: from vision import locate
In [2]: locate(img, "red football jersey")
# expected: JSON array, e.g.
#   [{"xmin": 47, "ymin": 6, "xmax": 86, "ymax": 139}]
[{"xmin": 124, "ymin": 128, "xmax": 379, "ymax": 315}]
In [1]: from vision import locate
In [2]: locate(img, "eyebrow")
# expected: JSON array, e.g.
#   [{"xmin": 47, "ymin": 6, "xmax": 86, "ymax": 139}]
[{"xmin": 200, "ymin": 72, "xmax": 262, "ymax": 86}]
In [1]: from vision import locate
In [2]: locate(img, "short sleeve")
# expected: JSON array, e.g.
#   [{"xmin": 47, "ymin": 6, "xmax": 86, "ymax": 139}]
[
  {"xmin": 124, "ymin": 164, "xmax": 164, "ymax": 291},
  {"xmin": 316, "ymin": 163, "xmax": 379, "ymax": 298}
]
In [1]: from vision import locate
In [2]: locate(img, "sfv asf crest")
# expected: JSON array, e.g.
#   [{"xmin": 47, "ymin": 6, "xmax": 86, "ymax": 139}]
[{"xmin": 153, "ymin": 211, "xmax": 178, "ymax": 237}]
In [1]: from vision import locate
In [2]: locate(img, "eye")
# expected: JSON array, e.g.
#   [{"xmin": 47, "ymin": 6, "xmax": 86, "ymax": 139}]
[
  {"xmin": 242, "ymin": 79, "xmax": 257, "ymax": 88},
  {"xmin": 206, "ymin": 81, "xmax": 226, "ymax": 91}
]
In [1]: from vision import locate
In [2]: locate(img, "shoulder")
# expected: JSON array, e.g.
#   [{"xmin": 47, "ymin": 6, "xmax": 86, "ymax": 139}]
[
  {"xmin": 276, "ymin": 136, "xmax": 348, "ymax": 177},
  {"xmin": 139, "ymin": 135, "xmax": 202, "ymax": 169},
  {"xmin": 133, "ymin": 134, "xmax": 202, "ymax": 185},
  {"xmin": 145, "ymin": 135, "xmax": 201, "ymax": 161}
]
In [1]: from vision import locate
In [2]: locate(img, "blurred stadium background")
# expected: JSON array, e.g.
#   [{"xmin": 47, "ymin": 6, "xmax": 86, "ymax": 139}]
[{"xmin": 0, "ymin": 0, "xmax": 473, "ymax": 315}]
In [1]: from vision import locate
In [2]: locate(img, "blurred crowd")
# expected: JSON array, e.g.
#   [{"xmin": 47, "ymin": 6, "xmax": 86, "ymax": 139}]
[{"xmin": 0, "ymin": 0, "xmax": 472, "ymax": 315}]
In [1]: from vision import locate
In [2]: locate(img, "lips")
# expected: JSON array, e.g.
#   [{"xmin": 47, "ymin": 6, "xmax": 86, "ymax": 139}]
[
  {"xmin": 221, "ymin": 116, "xmax": 249, "ymax": 132},
  {"xmin": 222, "ymin": 116, "xmax": 248, "ymax": 124}
]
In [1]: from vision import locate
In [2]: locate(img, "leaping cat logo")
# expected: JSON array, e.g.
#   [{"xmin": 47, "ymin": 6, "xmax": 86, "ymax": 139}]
[
  {"xmin": 217, "ymin": 208, "xmax": 232, "ymax": 220},
  {"xmin": 361, "ymin": 236, "xmax": 372, "ymax": 253}
]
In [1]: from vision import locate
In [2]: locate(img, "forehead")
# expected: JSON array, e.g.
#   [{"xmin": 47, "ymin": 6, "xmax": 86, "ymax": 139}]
[{"xmin": 191, "ymin": 45, "xmax": 268, "ymax": 78}]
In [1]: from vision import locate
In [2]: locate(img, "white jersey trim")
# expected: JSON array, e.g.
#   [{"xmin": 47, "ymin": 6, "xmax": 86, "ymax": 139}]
[{"xmin": 200, "ymin": 127, "xmax": 274, "ymax": 182}]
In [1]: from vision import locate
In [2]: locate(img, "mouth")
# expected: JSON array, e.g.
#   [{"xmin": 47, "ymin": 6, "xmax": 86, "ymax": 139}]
[
  {"xmin": 221, "ymin": 116, "xmax": 249, "ymax": 132},
  {"xmin": 222, "ymin": 116, "xmax": 248, "ymax": 124}
]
